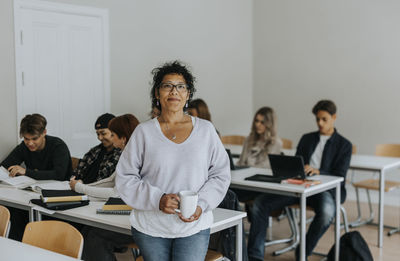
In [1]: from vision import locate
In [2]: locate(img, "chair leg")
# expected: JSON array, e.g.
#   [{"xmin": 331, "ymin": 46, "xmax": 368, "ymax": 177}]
[
  {"xmin": 273, "ymin": 208, "xmax": 299, "ymax": 256},
  {"xmin": 349, "ymin": 187, "xmax": 363, "ymax": 227},
  {"xmin": 264, "ymin": 207, "xmax": 296, "ymax": 247},
  {"xmin": 388, "ymin": 227, "xmax": 400, "ymax": 236},
  {"xmin": 340, "ymin": 206, "xmax": 349, "ymax": 233},
  {"xmin": 350, "ymin": 188, "xmax": 374, "ymax": 228}
]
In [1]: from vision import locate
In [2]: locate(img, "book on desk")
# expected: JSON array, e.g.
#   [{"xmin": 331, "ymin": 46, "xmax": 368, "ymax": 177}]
[
  {"xmin": 96, "ymin": 197, "xmax": 132, "ymax": 215},
  {"xmin": 40, "ymin": 189, "xmax": 88, "ymax": 203}
]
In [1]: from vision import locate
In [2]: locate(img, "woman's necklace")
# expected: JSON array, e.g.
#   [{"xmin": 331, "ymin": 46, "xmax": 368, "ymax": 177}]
[
  {"xmin": 164, "ymin": 120, "xmax": 176, "ymax": 140},
  {"xmin": 160, "ymin": 115, "xmax": 185, "ymax": 140}
]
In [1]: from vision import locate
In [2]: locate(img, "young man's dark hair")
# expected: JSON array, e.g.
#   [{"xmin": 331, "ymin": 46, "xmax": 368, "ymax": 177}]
[
  {"xmin": 312, "ymin": 99, "xmax": 337, "ymax": 115},
  {"xmin": 19, "ymin": 113, "xmax": 47, "ymax": 137}
]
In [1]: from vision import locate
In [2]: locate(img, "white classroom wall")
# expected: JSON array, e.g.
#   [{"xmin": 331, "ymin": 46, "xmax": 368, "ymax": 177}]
[
  {"xmin": 1, "ymin": 0, "xmax": 400, "ymax": 205},
  {"xmin": 0, "ymin": 0, "xmax": 253, "ymax": 159}
]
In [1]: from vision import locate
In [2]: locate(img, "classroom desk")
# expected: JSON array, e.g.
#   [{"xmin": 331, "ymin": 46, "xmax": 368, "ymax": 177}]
[
  {"xmin": 0, "ymin": 186, "xmax": 39, "ymax": 221},
  {"xmin": 0, "ymin": 185, "xmax": 247, "ymax": 260},
  {"xmin": 225, "ymin": 143, "xmax": 400, "ymax": 248},
  {"xmin": 350, "ymin": 154, "xmax": 400, "ymax": 248},
  {"xmin": 34, "ymin": 201, "xmax": 247, "ymax": 261},
  {"xmin": 0, "ymin": 236, "xmax": 79, "ymax": 261},
  {"xmin": 230, "ymin": 167, "xmax": 343, "ymax": 261}
]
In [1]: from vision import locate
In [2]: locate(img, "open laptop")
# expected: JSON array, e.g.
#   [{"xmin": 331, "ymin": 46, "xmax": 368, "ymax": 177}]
[
  {"xmin": 245, "ymin": 154, "xmax": 307, "ymax": 183},
  {"xmin": 226, "ymin": 149, "xmax": 249, "ymax": 171}
]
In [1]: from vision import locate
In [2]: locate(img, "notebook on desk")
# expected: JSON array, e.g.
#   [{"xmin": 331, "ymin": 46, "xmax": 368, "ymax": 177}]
[
  {"xmin": 245, "ymin": 154, "xmax": 307, "ymax": 183},
  {"xmin": 226, "ymin": 149, "xmax": 249, "ymax": 170}
]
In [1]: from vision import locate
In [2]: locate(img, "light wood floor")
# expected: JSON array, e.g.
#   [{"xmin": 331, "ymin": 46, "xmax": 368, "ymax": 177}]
[{"xmin": 116, "ymin": 200, "xmax": 400, "ymax": 261}]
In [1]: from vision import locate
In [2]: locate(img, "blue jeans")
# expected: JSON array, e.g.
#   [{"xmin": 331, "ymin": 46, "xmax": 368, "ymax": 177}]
[
  {"xmin": 131, "ymin": 227, "xmax": 210, "ymax": 261},
  {"xmin": 247, "ymin": 191, "xmax": 336, "ymax": 260}
]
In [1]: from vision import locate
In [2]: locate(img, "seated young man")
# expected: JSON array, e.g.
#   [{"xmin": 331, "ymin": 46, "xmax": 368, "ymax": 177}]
[
  {"xmin": 1, "ymin": 113, "xmax": 72, "ymax": 240},
  {"xmin": 71, "ymin": 113, "xmax": 121, "ymax": 184},
  {"xmin": 247, "ymin": 100, "xmax": 352, "ymax": 261}
]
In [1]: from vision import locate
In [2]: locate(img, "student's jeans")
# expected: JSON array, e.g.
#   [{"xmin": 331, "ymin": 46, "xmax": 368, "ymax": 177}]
[
  {"xmin": 131, "ymin": 227, "xmax": 210, "ymax": 261},
  {"xmin": 247, "ymin": 191, "xmax": 336, "ymax": 261}
]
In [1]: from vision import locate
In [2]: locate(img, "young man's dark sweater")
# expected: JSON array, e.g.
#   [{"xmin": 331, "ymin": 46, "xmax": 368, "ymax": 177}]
[
  {"xmin": 1, "ymin": 135, "xmax": 72, "ymax": 241},
  {"xmin": 1, "ymin": 135, "xmax": 72, "ymax": 181}
]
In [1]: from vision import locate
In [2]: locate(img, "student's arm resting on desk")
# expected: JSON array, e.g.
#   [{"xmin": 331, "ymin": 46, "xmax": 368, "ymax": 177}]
[
  {"xmin": 1, "ymin": 144, "xmax": 24, "ymax": 169},
  {"xmin": 25, "ymin": 143, "xmax": 71, "ymax": 180},
  {"xmin": 74, "ymin": 182, "xmax": 118, "ymax": 199},
  {"xmin": 197, "ymin": 127, "xmax": 231, "ymax": 213}
]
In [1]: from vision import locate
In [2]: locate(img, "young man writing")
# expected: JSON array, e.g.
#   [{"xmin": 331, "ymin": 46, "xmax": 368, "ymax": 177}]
[
  {"xmin": 247, "ymin": 100, "xmax": 352, "ymax": 261},
  {"xmin": 1, "ymin": 113, "xmax": 72, "ymax": 240}
]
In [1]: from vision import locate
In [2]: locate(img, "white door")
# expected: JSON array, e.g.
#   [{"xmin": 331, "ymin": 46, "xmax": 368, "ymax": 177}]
[{"xmin": 14, "ymin": 0, "xmax": 110, "ymax": 157}]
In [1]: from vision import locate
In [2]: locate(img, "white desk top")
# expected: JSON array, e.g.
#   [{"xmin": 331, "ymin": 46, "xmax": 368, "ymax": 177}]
[
  {"xmin": 49, "ymin": 201, "xmax": 246, "ymax": 235},
  {"xmin": 350, "ymin": 154, "xmax": 400, "ymax": 171},
  {"xmin": 230, "ymin": 167, "xmax": 343, "ymax": 196},
  {"xmin": 0, "ymin": 186, "xmax": 246, "ymax": 236},
  {"xmin": 0, "ymin": 237, "xmax": 79, "ymax": 261}
]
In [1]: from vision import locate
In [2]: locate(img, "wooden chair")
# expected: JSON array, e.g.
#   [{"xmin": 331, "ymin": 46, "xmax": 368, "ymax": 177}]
[
  {"xmin": 0, "ymin": 205, "xmax": 10, "ymax": 237},
  {"xmin": 22, "ymin": 220, "xmax": 83, "ymax": 259},
  {"xmin": 71, "ymin": 157, "xmax": 80, "ymax": 171},
  {"xmin": 221, "ymin": 135, "xmax": 245, "ymax": 145},
  {"xmin": 350, "ymin": 144, "xmax": 400, "ymax": 231},
  {"xmin": 281, "ymin": 138, "xmax": 293, "ymax": 149}
]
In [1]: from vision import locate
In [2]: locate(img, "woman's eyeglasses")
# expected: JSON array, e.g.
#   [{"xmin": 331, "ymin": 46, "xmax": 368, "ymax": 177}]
[{"xmin": 159, "ymin": 83, "xmax": 188, "ymax": 92}]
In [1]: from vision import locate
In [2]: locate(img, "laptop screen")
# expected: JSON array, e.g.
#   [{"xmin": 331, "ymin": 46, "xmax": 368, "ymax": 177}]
[{"xmin": 268, "ymin": 154, "xmax": 306, "ymax": 179}]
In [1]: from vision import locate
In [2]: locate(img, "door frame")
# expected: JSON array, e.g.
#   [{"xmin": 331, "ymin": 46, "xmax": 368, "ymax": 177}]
[{"xmin": 13, "ymin": 0, "xmax": 110, "ymax": 142}]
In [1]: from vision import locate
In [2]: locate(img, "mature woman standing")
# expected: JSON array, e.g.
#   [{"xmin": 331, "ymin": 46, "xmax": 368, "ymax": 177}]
[
  {"xmin": 116, "ymin": 61, "xmax": 230, "ymax": 261},
  {"xmin": 237, "ymin": 107, "xmax": 282, "ymax": 168}
]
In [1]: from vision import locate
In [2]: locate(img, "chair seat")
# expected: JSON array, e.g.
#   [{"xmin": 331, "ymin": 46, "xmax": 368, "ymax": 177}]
[{"xmin": 352, "ymin": 179, "xmax": 400, "ymax": 192}]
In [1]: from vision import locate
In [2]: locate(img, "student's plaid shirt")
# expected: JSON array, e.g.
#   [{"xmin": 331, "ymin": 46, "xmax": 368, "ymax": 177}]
[{"xmin": 73, "ymin": 144, "xmax": 121, "ymax": 181}]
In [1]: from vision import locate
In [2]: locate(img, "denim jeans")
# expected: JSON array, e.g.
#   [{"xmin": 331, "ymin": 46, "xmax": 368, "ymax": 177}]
[
  {"xmin": 131, "ymin": 227, "xmax": 210, "ymax": 261},
  {"xmin": 247, "ymin": 191, "xmax": 336, "ymax": 261}
]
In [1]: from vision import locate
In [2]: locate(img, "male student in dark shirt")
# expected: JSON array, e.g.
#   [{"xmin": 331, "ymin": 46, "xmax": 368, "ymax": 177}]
[
  {"xmin": 1, "ymin": 113, "xmax": 72, "ymax": 240},
  {"xmin": 247, "ymin": 100, "xmax": 352, "ymax": 261}
]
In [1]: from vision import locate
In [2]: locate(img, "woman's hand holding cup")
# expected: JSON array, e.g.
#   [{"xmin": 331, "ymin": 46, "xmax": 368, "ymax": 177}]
[
  {"xmin": 159, "ymin": 193, "xmax": 180, "ymax": 214},
  {"xmin": 178, "ymin": 206, "xmax": 202, "ymax": 223}
]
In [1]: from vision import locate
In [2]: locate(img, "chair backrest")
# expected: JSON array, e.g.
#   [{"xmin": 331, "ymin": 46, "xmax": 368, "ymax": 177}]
[
  {"xmin": 0, "ymin": 205, "xmax": 10, "ymax": 237},
  {"xmin": 221, "ymin": 135, "xmax": 245, "ymax": 145},
  {"xmin": 352, "ymin": 145, "xmax": 357, "ymax": 154},
  {"xmin": 22, "ymin": 220, "xmax": 83, "ymax": 258},
  {"xmin": 281, "ymin": 138, "xmax": 293, "ymax": 149},
  {"xmin": 71, "ymin": 157, "xmax": 80, "ymax": 171},
  {"xmin": 375, "ymin": 144, "xmax": 400, "ymax": 157}
]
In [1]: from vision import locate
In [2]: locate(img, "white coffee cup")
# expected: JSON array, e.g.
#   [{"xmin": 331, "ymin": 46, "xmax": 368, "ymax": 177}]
[{"xmin": 176, "ymin": 190, "xmax": 198, "ymax": 219}]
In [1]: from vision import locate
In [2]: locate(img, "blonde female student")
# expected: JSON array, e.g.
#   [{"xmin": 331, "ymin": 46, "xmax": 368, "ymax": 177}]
[{"xmin": 237, "ymin": 106, "xmax": 282, "ymax": 168}]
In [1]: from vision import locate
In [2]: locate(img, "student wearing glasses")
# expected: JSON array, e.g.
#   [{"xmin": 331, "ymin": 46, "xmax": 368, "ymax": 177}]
[
  {"xmin": 1, "ymin": 113, "xmax": 72, "ymax": 240},
  {"xmin": 116, "ymin": 61, "xmax": 230, "ymax": 261},
  {"xmin": 247, "ymin": 100, "xmax": 352, "ymax": 261}
]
